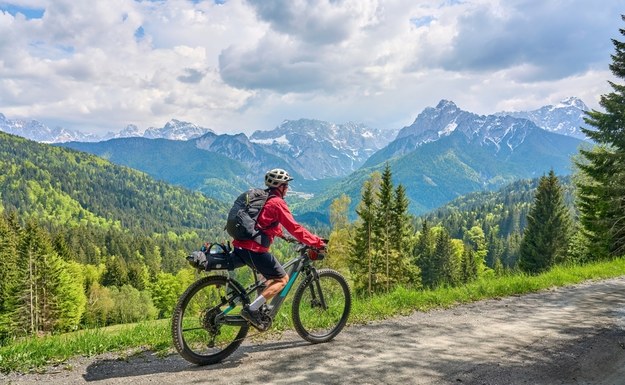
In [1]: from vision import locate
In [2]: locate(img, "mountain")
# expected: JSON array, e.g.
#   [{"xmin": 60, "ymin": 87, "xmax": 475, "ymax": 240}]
[
  {"xmin": 59, "ymin": 137, "xmax": 255, "ymax": 202},
  {"xmin": 58, "ymin": 119, "xmax": 396, "ymax": 200},
  {"xmin": 495, "ymin": 97, "xmax": 590, "ymax": 140},
  {"xmin": 194, "ymin": 132, "xmax": 295, "ymax": 179},
  {"xmin": 11, "ymin": 98, "xmax": 588, "ymax": 224},
  {"xmin": 101, "ymin": 119, "xmax": 214, "ymax": 141},
  {"xmin": 0, "ymin": 131, "xmax": 226, "ymax": 234},
  {"xmin": 249, "ymin": 119, "xmax": 396, "ymax": 179},
  {"xmin": 364, "ymin": 99, "xmax": 581, "ymax": 167},
  {"xmin": 295, "ymin": 100, "xmax": 584, "ymax": 220},
  {"xmin": 0, "ymin": 114, "xmax": 213, "ymax": 143},
  {"xmin": 0, "ymin": 113, "xmax": 99, "ymax": 143}
]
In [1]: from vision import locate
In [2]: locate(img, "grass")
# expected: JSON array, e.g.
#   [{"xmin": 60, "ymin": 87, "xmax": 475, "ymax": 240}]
[{"xmin": 2, "ymin": 258, "xmax": 625, "ymax": 374}]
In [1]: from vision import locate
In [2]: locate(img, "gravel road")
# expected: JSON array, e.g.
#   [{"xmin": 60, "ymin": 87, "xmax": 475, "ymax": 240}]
[{"xmin": 3, "ymin": 276, "xmax": 625, "ymax": 385}]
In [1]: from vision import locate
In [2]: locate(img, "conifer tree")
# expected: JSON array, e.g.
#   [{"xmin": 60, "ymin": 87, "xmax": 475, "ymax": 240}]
[
  {"xmin": 392, "ymin": 184, "xmax": 421, "ymax": 288},
  {"xmin": 14, "ymin": 220, "xmax": 70, "ymax": 333},
  {"xmin": 576, "ymin": 15, "xmax": 625, "ymax": 258},
  {"xmin": 432, "ymin": 228, "xmax": 456, "ymax": 287},
  {"xmin": 375, "ymin": 164, "xmax": 394, "ymax": 292},
  {"xmin": 0, "ymin": 215, "xmax": 20, "ymax": 340},
  {"xmin": 391, "ymin": 184, "xmax": 412, "ymax": 256},
  {"xmin": 102, "ymin": 256, "xmax": 130, "ymax": 287},
  {"xmin": 460, "ymin": 245, "xmax": 478, "ymax": 283},
  {"xmin": 414, "ymin": 221, "xmax": 435, "ymax": 288},
  {"xmin": 519, "ymin": 170, "xmax": 573, "ymax": 273},
  {"xmin": 350, "ymin": 174, "xmax": 380, "ymax": 296}
]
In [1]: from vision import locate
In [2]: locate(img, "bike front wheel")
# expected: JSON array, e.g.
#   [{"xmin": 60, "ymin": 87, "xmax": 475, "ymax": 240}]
[
  {"xmin": 172, "ymin": 275, "xmax": 249, "ymax": 365},
  {"xmin": 292, "ymin": 268, "xmax": 351, "ymax": 343}
]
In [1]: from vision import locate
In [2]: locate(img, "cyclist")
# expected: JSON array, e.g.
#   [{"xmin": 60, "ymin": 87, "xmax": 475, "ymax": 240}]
[{"xmin": 233, "ymin": 168, "xmax": 326, "ymax": 330}]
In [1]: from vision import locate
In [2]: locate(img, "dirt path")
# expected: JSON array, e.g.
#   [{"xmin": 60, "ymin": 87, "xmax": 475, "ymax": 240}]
[{"xmin": 3, "ymin": 277, "xmax": 625, "ymax": 385}]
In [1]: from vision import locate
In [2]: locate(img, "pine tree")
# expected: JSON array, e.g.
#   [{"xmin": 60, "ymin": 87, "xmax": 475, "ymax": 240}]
[
  {"xmin": 15, "ymin": 220, "xmax": 67, "ymax": 333},
  {"xmin": 460, "ymin": 245, "xmax": 478, "ymax": 284},
  {"xmin": 519, "ymin": 170, "xmax": 573, "ymax": 273},
  {"xmin": 101, "ymin": 256, "xmax": 130, "ymax": 287},
  {"xmin": 350, "ymin": 174, "xmax": 380, "ymax": 296},
  {"xmin": 392, "ymin": 184, "xmax": 421, "ymax": 288},
  {"xmin": 575, "ymin": 15, "xmax": 625, "ymax": 258},
  {"xmin": 432, "ymin": 228, "xmax": 456, "ymax": 287},
  {"xmin": 0, "ymin": 214, "xmax": 20, "ymax": 340},
  {"xmin": 414, "ymin": 221, "xmax": 436, "ymax": 288},
  {"xmin": 375, "ymin": 164, "xmax": 394, "ymax": 292},
  {"xmin": 391, "ymin": 184, "xmax": 412, "ymax": 256}
]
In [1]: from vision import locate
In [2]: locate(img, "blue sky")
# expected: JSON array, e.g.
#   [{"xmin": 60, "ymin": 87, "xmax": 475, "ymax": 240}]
[{"xmin": 0, "ymin": 0, "xmax": 622, "ymax": 136}]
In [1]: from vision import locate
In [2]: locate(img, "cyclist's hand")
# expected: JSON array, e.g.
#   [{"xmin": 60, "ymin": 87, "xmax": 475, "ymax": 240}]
[{"xmin": 313, "ymin": 238, "xmax": 328, "ymax": 249}]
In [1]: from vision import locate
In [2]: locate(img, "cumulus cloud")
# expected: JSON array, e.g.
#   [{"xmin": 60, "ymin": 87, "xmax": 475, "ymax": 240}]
[
  {"xmin": 433, "ymin": 1, "xmax": 622, "ymax": 81},
  {"xmin": 0, "ymin": 0, "xmax": 622, "ymax": 135}
]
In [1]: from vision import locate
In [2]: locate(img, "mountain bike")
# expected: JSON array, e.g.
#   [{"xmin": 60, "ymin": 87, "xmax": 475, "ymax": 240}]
[{"xmin": 171, "ymin": 242, "xmax": 352, "ymax": 365}]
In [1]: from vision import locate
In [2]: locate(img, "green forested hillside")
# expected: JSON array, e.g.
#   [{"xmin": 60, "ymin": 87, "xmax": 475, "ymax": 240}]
[
  {"xmin": 59, "ymin": 137, "xmax": 252, "ymax": 202},
  {"xmin": 0, "ymin": 132, "xmax": 236, "ymax": 340},
  {"xmin": 415, "ymin": 176, "xmax": 576, "ymax": 268},
  {"xmin": 0, "ymin": 132, "xmax": 226, "ymax": 233},
  {"xmin": 0, "ymin": 131, "xmax": 230, "ymax": 272},
  {"xmin": 296, "ymin": 128, "xmax": 582, "ymax": 221}
]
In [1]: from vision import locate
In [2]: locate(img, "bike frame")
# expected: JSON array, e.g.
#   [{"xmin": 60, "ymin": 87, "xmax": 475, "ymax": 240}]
[{"xmin": 217, "ymin": 251, "xmax": 321, "ymax": 326}]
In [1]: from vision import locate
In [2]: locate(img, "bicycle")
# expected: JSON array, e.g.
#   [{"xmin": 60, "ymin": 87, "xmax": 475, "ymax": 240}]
[{"xmin": 171, "ymin": 242, "xmax": 352, "ymax": 365}]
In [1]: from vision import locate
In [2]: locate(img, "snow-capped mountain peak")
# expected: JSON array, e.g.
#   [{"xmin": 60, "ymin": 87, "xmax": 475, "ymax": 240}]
[
  {"xmin": 249, "ymin": 118, "xmax": 397, "ymax": 179},
  {"xmin": 496, "ymin": 97, "xmax": 590, "ymax": 140},
  {"xmin": 0, "ymin": 115, "xmax": 214, "ymax": 143}
]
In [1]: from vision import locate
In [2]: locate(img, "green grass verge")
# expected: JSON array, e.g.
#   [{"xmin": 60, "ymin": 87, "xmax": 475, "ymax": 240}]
[{"xmin": 2, "ymin": 258, "xmax": 625, "ymax": 374}]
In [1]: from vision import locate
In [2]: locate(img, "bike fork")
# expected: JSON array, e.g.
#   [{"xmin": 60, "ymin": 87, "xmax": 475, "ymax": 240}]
[{"xmin": 309, "ymin": 271, "xmax": 328, "ymax": 310}]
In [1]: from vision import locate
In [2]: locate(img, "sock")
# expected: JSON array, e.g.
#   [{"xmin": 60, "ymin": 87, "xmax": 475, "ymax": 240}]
[{"xmin": 248, "ymin": 295, "xmax": 266, "ymax": 311}]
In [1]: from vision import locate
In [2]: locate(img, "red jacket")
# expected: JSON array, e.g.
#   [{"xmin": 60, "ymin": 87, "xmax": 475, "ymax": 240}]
[{"xmin": 232, "ymin": 190, "xmax": 324, "ymax": 253}]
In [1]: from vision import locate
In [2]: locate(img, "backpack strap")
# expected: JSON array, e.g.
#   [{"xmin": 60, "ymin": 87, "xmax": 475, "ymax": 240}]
[{"xmin": 255, "ymin": 193, "xmax": 280, "ymax": 232}]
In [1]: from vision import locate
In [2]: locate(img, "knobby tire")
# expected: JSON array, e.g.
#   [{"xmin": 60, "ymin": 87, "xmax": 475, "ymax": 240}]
[
  {"xmin": 172, "ymin": 275, "xmax": 249, "ymax": 365},
  {"xmin": 292, "ymin": 268, "xmax": 351, "ymax": 343}
]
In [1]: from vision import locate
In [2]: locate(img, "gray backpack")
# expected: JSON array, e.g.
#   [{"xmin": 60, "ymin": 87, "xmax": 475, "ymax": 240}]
[{"xmin": 225, "ymin": 188, "xmax": 277, "ymax": 244}]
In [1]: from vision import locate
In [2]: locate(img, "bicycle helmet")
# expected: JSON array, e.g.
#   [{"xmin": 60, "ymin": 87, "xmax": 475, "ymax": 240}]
[{"xmin": 265, "ymin": 168, "xmax": 293, "ymax": 188}]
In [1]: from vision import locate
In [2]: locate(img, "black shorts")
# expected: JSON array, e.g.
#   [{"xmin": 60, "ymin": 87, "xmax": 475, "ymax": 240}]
[{"xmin": 233, "ymin": 247, "xmax": 287, "ymax": 280}]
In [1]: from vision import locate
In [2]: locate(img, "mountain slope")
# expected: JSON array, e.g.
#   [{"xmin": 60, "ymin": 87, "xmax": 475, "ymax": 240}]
[
  {"xmin": 59, "ymin": 137, "xmax": 254, "ymax": 201},
  {"xmin": 496, "ymin": 97, "xmax": 590, "ymax": 140},
  {"xmin": 0, "ymin": 131, "xmax": 226, "ymax": 233},
  {"xmin": 250, "ymin": 119, "xmax": 396, "ymax": 179},
  {"xmin": 296, "ymin": 102, "xmax": 583, "ymax": 219}
]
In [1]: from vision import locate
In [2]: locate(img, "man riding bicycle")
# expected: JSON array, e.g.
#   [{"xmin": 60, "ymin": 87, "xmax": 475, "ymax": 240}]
[{"xmin": 233, "ymin": 168, "xmax": 326, "ymax": 330}]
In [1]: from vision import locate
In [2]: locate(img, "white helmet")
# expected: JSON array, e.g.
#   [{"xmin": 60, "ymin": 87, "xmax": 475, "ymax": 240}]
[{"xmin": 265, "ymin": 168, "xmax": 293, "ymax": 188}]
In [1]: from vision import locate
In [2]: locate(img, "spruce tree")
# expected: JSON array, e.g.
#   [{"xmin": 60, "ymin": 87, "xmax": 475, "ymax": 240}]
[
  {"xmin": 432, "ymin": 228, "xmax": 456, "ymax": 287},
  {"xmin": 460, "ymin": 245, "xmax": 478, "ymax": 284},
  {"xmin": 519, "ymin": 170, "xmax": 573, "ymax": 273},
  {"xmin": 414, "ymin": 221, "xmax": 435, "ymax": 288},
  {"xmin": 576, "ymin": 15, "xmax": 625, "ymax": 258},
  {"xmin": 392, "ymin": 184, "xmax": 421, "ymax": 288},
  {"xmin": 0, "ymin": 215, "xmax": 20, "ymax": 340},
  {"xmin": 350, "ymin": 175, "xmax": 379, "ymax": 296},
  {"xmin": 375, "ymin": 164, "xmax": 394, "ymax": 292}
]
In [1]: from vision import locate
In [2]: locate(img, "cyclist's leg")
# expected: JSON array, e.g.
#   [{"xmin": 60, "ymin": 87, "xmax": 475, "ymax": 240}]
[
  {"xmin": 233, "ymin": 248, "xmax": 288, "ymax": 303},
  {"xmin": 261, "ymin": 274, "xmax": 289, "ymax": 300}
]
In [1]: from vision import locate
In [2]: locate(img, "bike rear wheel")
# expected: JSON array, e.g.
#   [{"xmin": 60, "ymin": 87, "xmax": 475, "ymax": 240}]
[
  {"xmin": 172, "ymin": 275, "xmax": 248, "ymax": 365},
  {"xmin": 292, "ymin": 268, "xmax": 351, "ymax": 343}
]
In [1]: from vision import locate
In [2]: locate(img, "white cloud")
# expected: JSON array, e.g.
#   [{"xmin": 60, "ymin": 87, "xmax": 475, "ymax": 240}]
[{"xmin": 0, "ymin": 0, "xmax": 621, "ymax": 136}]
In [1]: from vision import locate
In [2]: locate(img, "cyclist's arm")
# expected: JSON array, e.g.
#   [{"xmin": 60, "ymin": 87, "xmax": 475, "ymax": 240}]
[{"xmin": 273, "ymin": 200, "xmax": 325, "ymax": 248}]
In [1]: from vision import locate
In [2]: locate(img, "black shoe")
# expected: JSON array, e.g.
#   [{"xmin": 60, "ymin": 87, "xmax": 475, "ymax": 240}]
[{"xmin": 240, "ymin": 306, "xmax": 271, "ymax": 331}]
